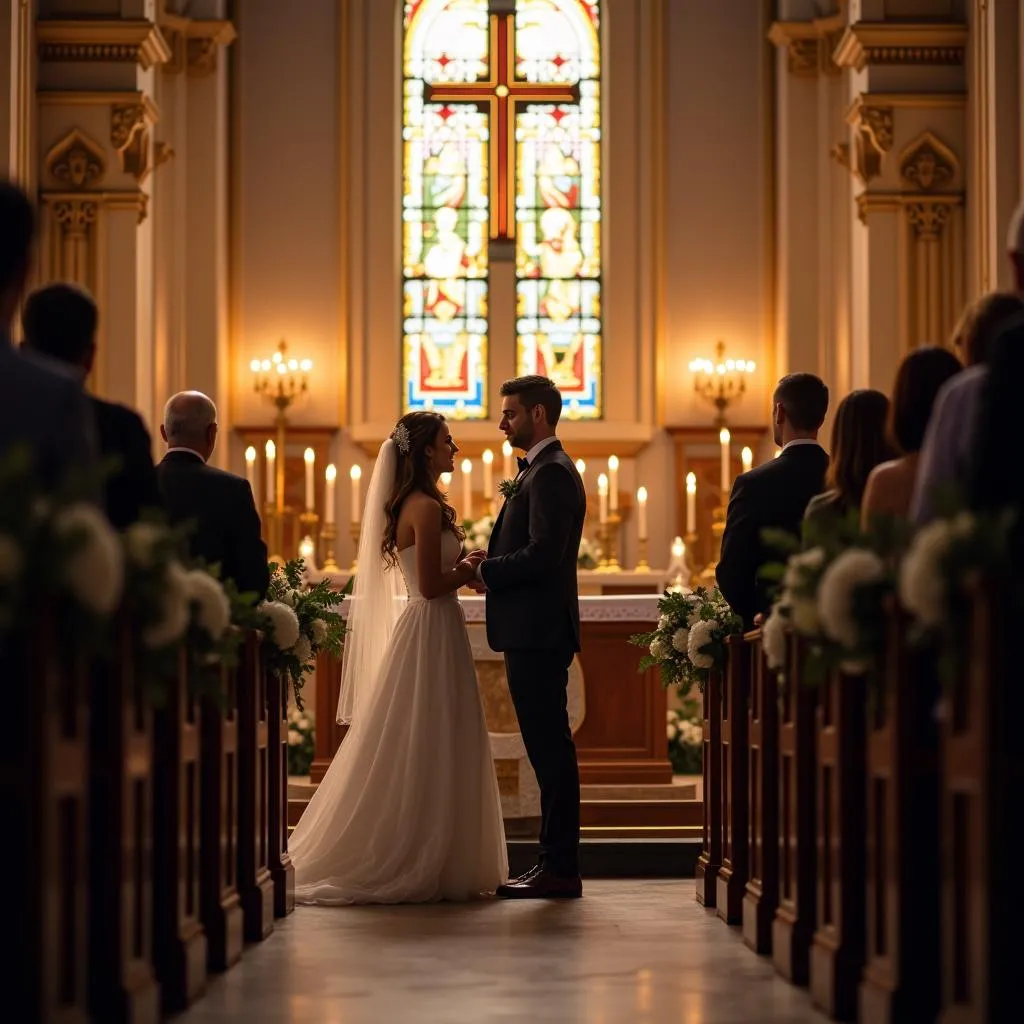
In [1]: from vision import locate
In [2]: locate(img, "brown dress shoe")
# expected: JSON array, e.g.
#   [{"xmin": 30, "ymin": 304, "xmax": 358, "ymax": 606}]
[{"xmin": 496, "ymin": 869, "xmax": 583, "ymax": 900}]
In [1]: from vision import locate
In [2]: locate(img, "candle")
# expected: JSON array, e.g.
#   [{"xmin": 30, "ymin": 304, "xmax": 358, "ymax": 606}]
[
  {"xmin": 671, "ymin": 535, "xmax": 685, "ymax": 563},
  {"xmin": 265, "ymin": 440, "xmax": 276, "ymax": 506},
  {"xmin": 608, "ymin": 455, "xmax": 619, "ymax": 512},
  {"xmin": 482, "ymin": 448, "xmax": 494, "ymax": 501},
  {"xmin": 597, "ymin": 472, "xmax": 609, "ymax": 524},
  {"xmin": 774, "ymin": 448, "xmax": 782, "ymax": 459},
  {"xmin": 502, "ymin": 440, "xmax": 513, "ymax": 481},
  {"xmin": 636, "ymin": 486, "xmax": 648, "ymax": 540},
  {"xmin": 686, "ymin": 472, "xmax": 697, "ymax": 534},
  {"xmin": 348, "ymin": 464, "xmax": 360, "ymax": 523},
  {"xmin": 719, "ymin": 427, "xmax": 731, "ymax": 498},
  {"xmin": 461, "ymin": 458, "xmax": 473, "ymax": 519},
  {"xmin": 245, "ymin": 446, "xmax": 256, "ymax": 493},
  {"xmin": 325, "ymin": 464, "xmax": 337, "ymax": 525},
  {"xmin": 575, "ymin": 458, "xmax": 586, "ymax": 480},
  {"xmin": 741, "ymin": 446, "xmax": 753, "ymax": 474},
  {"xmin": 440, "ymin": 471, "xmax": 452, "ymax": 487},
  {"xmin": 304, "ymin": 448, "xmax": 315, "ymax": 512}
]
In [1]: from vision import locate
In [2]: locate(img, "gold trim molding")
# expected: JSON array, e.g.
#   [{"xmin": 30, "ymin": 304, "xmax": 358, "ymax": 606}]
[
  {"xmin": 44, "ymin": 128, "xmax": 106, "ymax": 191},
  {"xmin": 833, "ymin": 22, "xmax": 968, "ymax": 72},
  {"xmin": 767, "ymin": 3, "xmax": 847, "ymax": 77},
  {"xmin": 160, "ymin": 7, "xmax": 237, "ymax": 77},
  {"xmin": 855, "ymin": 190, "xmax": 961, "ymax": 228},
  {"xmin": 37, "ymin": 19, "xmax": 171, "ymax": 70}
]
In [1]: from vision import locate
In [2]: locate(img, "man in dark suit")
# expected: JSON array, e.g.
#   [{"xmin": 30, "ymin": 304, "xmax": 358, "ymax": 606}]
[
  {"xmin": 0, "ymin": 182, "xmax": 99, "ymax": 493},
  {"xmin": 20, "ymin": 283, "xmax": 160, "ymax": 530},
  {"xmin": 156, "ymin": 391, "xmax": 269, "ymax": 599},
  {"xmin": 717, "ymin": 373, "xmax": 830, "ymax": 628},
  {"xmin": 471, "ymin": 375, "xmax": 587, "ymax": 899}
]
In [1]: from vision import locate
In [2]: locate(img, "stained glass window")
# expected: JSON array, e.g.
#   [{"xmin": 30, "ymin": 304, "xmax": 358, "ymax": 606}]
[{"xmin": 402, "ymin": 0, "xmax": 603, "ymax": 420}]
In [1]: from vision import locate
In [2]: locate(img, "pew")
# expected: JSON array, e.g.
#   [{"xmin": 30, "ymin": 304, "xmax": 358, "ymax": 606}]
[
  {"xmin": 199, "ymin": 652, "xmax": 244, "ymax": 971},
  {"xmin": 717, "ymin": 634, "xmax": 751, "ymax": 923},
  {"xmin": 695, "ymin": 668, "xmax": 722, "ymax": 907},
  {"xmin": 859, "ymin": 607, "xmax": 940, "ymax": 1023},
  {"xmin": 266, "ymin": 669, "xmax": 296, "ymax": 917},
  {"xmin": 743, "ymin": 630, "xmax": 779, "ymax": 954},
  {"xmin": 152, "ymin": 648, "xmax": 208, "ymax": 1012},
  {"xmin": 772, "ymin": 633, "xmax": 818, "ymax": 985},
  {"xmin": 88, "ymin": 618, "xmax": 161, "ymax": 1023},
  {"xmin": 809, "ymin": 669, "xmax": 867, "ymax": 1021},
  {"xmin": 11, "ymin": 613, "xmax": 90, "ymax": 1023},
  {"xmin": 236, "ymin": 631, "xmax": 275, "ymax": 942}
]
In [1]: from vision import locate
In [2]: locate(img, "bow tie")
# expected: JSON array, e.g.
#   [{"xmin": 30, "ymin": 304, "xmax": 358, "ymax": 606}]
[{"xmin": 517, "ymin": 457, "xmax": 530, "ymax": 474}]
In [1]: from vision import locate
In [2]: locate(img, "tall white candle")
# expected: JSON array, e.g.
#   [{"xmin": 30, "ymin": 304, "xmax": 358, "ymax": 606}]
[
  {"xmin": 461, "ymin": 458, "xmax": 473, "ymax": 519},
  {"xmin": 502, "ymin": 440, "xmax": 513, "ymax": 481},
  {"xmin": 440, "ymin": 471, "xmax": 452, "ymax": 488},
  {"xmin": 597, "ymin": 472, "xmax": 609, "ymax": 524},
  {"xmin": 719, "ymin": 428, "xmax": 731, "ymax": 498},
  {"xmin": 608, "ymin": 455, "xmax": 619, "ymax": 512},
  {"xmin": 265, "ymin": 440, "xmax": 276, "ymax": 506},
  {"xmin": 349, "ymin": 464, "xmax": 361, "ymax": 523},
  {"xmin": 304, "ymin": 448, "xmax": 315, "ymax": 512},
  {"xmin": 482, "ymin": 448, "xmax": 494, "ymax": 501},
  {"xmin": 636, "ymin": 486, "xmax": 648, "ymax": 540},
  {"xmin": 741, "ymin": 446, "xmax": 753, "ymax": 474},
  {"xmin": 245, "ymin": 446, "xmax": 256, "ymax": 493},
  {"xmin": 575, "ymin": 458, "xmax": 586, "ymax": 484},
  {"xmin": 325, "ymin": 464, "xmax": 337, "ymax": 525},
  {"xmin": 686, "ymin": 472, "xmax": 697, "ymax": 534}
]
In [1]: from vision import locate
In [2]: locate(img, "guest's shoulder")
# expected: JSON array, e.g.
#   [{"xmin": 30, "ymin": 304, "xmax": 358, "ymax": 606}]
[
  {"xmin": 7, "ymin": 344, "xmax": 81, "ymax": 392},
  {"xmin": 91, "ymin": 396, "xmax": 150, "ymax": 434},
  {"xmin": 940, "ymin": 364, "xmax": 987, "ymax": 401}
]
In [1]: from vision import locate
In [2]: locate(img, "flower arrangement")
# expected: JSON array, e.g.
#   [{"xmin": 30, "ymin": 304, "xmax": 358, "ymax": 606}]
[
  {"xmin": 462, "ymin": 514, "xmax": 496, "ymax": 553},
  {"xmin": 576, "ymin": 534, "xmax": 599, "ymax": 570},
  {"xmin": 286, "ymin": 705, "xmax": 315, "ymax": 776},
  {"xmin": 256, "ymin": 558, "xmax": 348, "ymax": 708},
  {"xmin": 667, "ymin": 699, "xmax": 703, "ymax": 775},
  {"xmin": 630, "ymin": 585, "xmax": 742, "ymax": 693}
]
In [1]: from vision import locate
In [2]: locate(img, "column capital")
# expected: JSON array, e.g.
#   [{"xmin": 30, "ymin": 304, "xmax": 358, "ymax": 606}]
[
  {"xmin": 159, "ymin": 10, "xmax": 236, "ymax": 77},
  {"xmin": 768, "ymin": 7, "xmax": 847, "ymax": 78},
  {"xmin": 36, "ymin": 19, "xmax": 171, "ymax": 71},
  {"xmin": 833, "ymin": 21, "xmax": 967, "ymax": 73}
]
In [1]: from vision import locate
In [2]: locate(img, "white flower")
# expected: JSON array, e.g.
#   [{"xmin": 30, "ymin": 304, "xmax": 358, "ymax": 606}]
[
  {"xmin": 899, "ymin": 519, "xmax": 954, "ymax": 629},
  {"xmin": 55, "ymin": 502, "xmax": 124, "ymax": 615},
  {"xmin": 784, "ymin": 546, "xmax": 826, "ymax": 591},
  {"xmin": 762, "ymin": 603, "xmax": 788, "ymax": 670},
  {"xmin": 281, "ymin": 588, "xmax": 302, "ymax": 607},
  {"xmin": 658, "ymin": 614, "xmax": 671, "ymax": 631},
  {"xmin": 687, "ymin": 608, "xmax": 703, "ymax": 628},
  {"xmin": 679, "ymin": 720, "xmax": 703, "ymax": 746},
  {"xmin": 790, "ymin": 596, "xmax": 821, "ymax": 637},
  {"xmin": 672, "ymin": 627, "xmax": 690, "ymax": 653},
  {"xmin": 143, "ymin": 560, "xmax": 191, "ymax": 648},
  {"xmin": 294, "ymin": 634, "xmax": 312, "ymax": 667},
  {"xmin": 124, "ymin": 521, "xmax": 165, "ymax": 568},
  {"xmin": 299, "ymin": 715, "xmax": 311, "ymax": 731},
  {"xmin": 818, "ymin": 548, "xmax": 885, "ymax": 650},
  {"xmin": 687, "ymin": 619, "xmax": 717, "ymax": 670},
  {"xmin": 287, "ymin": 728, "xmax": 302, "ymax": 746},
  {"xmin": 649, "ymin": 637, "xmax": 670, "ymax": 661},
  {"xmin": 184, "ymin": 569, "xmax": 231, "ymax": 641},
  {"xmin": 311, "ymin": 618, "xmax": 329, "ymax": 645},
  {"xmin": 259, "ymin": 600, "xmax": 301, "ymax": 650},
  {"xmin": 0, "ymin": 533, "xmax": 22, "ymax": 585},
  {"xmin": 666, "ymin": 720, "xmax": 678, "ymax": 741}
]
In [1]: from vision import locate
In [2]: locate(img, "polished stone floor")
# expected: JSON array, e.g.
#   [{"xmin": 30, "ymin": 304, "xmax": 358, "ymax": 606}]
[{"xmin": 180, "ymin": 881, "xmax": 825, "ymax": 1023}]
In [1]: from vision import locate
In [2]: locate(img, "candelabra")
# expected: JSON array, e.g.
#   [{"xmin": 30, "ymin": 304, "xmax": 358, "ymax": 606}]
[
  {"xmin": 298, "ymin": 511, "xmax": 320, "ymax": 572},
  {"xmin": 698, "ymin": 506, "xmax": 726, "ymax": 588},
  {"xmin": 596, "ymin": 512, "xmax": 622, "ymax": 572},
  {"xmin": 689, "ymin": 340, "xmax": 757, "ymax": 427},
  {"xmin": 320, "ymin": 521, "xmax": 340, "ymax": 573},
  {"xmin": 635, "ymin": 536, "xmax": 650, "ymax": 572},
  {"xmin": 349, "ymin": 521, "xmax": 361, "ymax": 574},
  {"xmin": 264, "ymin": 504, "xmax": 285, "ymax": 566}
]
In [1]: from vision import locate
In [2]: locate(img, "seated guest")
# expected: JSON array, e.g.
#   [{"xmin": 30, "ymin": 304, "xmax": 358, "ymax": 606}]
[
  {"xmin": 157, "ymin": 391, "xmax": 269, "ymax": 598},
  {"xmin": 21, "ymin": 283, "xmax": 160, "ymax": 529},
  {"xmin": 717, "ymin": 373, "xmax": 830, "ymax": 628},
  {"xmin": 910, "ymin": 288, "xmax": 1024, "ymax": 524},
  {"xmin": 0, "ymin": 182, "xmax": 99, "ymax": 493},
  {"xmin": 804, "ymin": 388, "xmax": 895, "ymax": 525},
  {"xmin": 861, "ymin": 347, "xmax": 962, "ymax": 526}
]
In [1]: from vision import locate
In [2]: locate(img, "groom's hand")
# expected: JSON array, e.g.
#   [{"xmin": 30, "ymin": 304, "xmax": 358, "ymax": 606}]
[{"xmin": 465, "ymin": 548, "xmax": 487, "ymax": 563}]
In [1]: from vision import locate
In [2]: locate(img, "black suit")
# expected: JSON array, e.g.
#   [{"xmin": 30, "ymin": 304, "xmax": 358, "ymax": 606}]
[
  {"xmin": 716, "ymin": 442, "xmax": 829, "ymax": 628},
  {"xmin": 91, "ymin": 397, "xmax": 161, "ymax": 530},
  {"xmin": 481, "ymin": 439, "xmax": 586, "ymax": 877},
  {"xmin": 156, "ymin": 450, "xmax": 270, "ymax": 599}
]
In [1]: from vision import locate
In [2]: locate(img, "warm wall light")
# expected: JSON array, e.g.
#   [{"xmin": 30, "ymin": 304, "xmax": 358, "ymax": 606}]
[
  {"xmin": 688, "ymin": 339, "xmax": 756, "ymax": 426},
  {"xmin": 252, "ymin": 339, "xmax": 312, "ymax": 413}
]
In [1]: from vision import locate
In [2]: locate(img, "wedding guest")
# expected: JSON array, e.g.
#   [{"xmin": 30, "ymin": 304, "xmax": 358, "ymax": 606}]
[
  {"xmin": 952, "ymin": 291, "xmax": 1024, "ymax": 366},
  {"xmin": 805, "ymin": 389, "xmax": 894, "ymax": 526},
  {"xmin": 156, "ymin": 391, "xmax": 269, "ymax": 598},
  {"xmin": 0, "ymin": 181, "xmax": 99, "ymax": 493},
  {"xmin": 21, "ymin": 283, "xmax": 160, "ymax": 529},
  {"xmin": 717, "ymin": 372, "xmax": 829, "ymax": 628},
  {"xmin": 861, "ymin": 347, "xmax": 962, "ymax": 525}
]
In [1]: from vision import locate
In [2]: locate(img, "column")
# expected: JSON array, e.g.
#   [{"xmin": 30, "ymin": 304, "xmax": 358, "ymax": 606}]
[{"xmin": 0, "ymin": 0, "xmax": 34, "ymax": 185}]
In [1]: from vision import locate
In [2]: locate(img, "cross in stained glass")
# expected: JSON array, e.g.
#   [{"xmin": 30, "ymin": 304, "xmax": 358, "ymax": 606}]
[{"xmin": 425, "ymin": 0, "xmax": 579, "ymax": 243}]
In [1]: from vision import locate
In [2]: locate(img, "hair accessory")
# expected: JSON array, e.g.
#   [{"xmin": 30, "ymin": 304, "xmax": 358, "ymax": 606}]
[{"xmin": 391, "ymin": 422, "xmax": 411, "ymax": 454}]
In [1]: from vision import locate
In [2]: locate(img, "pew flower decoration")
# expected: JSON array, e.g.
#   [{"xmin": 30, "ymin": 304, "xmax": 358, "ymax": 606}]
[
  {"xmin": 258, "ymin": 559, "xmax": 348, "ymax": 708},
  {"xmin": 286, "ymin": 706, "xmax": 315, "ymax": 776},
  {"xmin": 667, "ymin": 698, "xmax": 703, "ymax": 775},
  {"xmin": 630, "ymin": 586, "xmax": 742, "ymax": 693},
  {"xmin": 54, "ymin": 502, "xmax": 125, "ymax": 615}
]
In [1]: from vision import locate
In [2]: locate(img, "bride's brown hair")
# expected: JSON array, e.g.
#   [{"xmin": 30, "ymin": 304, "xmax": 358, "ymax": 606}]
[{"xmin": 381, "ymin": 411, "xmax": 464, "ymax": 568}]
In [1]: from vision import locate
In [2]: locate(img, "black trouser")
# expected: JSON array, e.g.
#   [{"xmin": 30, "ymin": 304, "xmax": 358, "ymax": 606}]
[{"xmin": 504, "ymin": 646, "xmax": 581, "ymax": 877}]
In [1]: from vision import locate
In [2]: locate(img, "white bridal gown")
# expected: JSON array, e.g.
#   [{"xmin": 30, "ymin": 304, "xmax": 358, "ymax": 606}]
[{"xmin": 291, "ymin": 531, "xmax": 508, "ymax": 904}]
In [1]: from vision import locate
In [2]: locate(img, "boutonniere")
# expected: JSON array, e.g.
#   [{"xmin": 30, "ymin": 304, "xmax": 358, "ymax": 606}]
[{"xmin": 498, "ymin": 478, "xmax": 521, "ymax": 501}]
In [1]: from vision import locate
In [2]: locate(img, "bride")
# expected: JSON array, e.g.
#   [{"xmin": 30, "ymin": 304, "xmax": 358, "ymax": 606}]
[{"xmin": 289, "ymin": 410, "xmax": 508, "ymax": 904}]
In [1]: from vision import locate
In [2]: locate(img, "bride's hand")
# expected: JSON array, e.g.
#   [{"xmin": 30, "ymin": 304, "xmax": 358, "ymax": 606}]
[{"xmin": 464, "ymin": 549, "xmax": 487, "ymax": 565}]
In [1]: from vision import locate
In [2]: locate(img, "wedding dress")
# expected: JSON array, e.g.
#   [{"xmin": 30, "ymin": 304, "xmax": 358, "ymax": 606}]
[{"xmin": 290, "ymin": 529, "xmax": 509, "ymax": 904}]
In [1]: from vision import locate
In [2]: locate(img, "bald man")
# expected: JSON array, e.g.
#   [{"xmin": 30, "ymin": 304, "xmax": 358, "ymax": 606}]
[{"xmin": 157, "ymin": 391, "xmax": 269, "ymax": 598}]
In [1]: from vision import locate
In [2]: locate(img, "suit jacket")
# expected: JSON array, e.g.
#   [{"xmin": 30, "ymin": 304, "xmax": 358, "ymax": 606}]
[
  {"xmin": 0, "ymin": 338, "xmax": 100, "ymax": 498},
  {"xmin": 156, "ymin": 450, "xmax": 270, "ymax": 599},
  {"xmin": 91, "ymin": 397, "xmax": 161, "ymax": 530},
  {"xmin": 716, "ymin": 442, "xmax": 829, "ymax": 628},
  {"xmin": 481, "ymin": 440, "xmax": 586, "ymax": 653}
]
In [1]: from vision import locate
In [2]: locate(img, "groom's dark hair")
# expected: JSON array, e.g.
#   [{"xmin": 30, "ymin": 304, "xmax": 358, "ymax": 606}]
[{"xmin": 500, "ymin": 374, "xmax": 562, "ymax": 426}]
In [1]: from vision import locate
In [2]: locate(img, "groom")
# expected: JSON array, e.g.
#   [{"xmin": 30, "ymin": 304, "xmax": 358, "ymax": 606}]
[{"xmin": 469, "ymin": 375, "xmax": 587, "ymax": 899}]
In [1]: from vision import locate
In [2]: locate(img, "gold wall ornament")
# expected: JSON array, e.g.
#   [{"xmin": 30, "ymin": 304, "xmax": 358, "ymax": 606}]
[
  {"xmin": 159, "ymin": 8, "xmax": 236, "ymax": 77},
  {"xmin": 907, "ymin": 200, "xmax": 954, "ymax": 240},
  {"xmin": 899, "ymin": 131, "xmax": 958, "ymax": 193},
  {"xmin": 53, "ymin": 199, "xmax": 98, "ymax": 236},
  {"xmin": 767, "ymin": 5, "xmax": 848, "ymax": 77},
  {"xmin": 45, "ymin": 129, "xmax": 106, "ymax": 191},
  {"xmin": 833, "ymin": 22, "xmax": 967, "ymax": 72},
  {"xmin": 847, "ymin": 101, "xmax": 896, "ymax": 184},
  {"xmin": 111, "ymin": 103, "xmax": 158, "ymax": 181},
  {"xmin": 37, "ymin": 19, "xmax": 171, "ymax": 70}
]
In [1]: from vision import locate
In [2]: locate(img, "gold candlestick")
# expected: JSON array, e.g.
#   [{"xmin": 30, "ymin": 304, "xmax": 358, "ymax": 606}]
[
  {"xmin": 635, "ymin": 536, "xmax": 650, "ymax": 572},
  {"xmin": 596, "ymin": 512, "xmax": 622, "ymax": 572},
  {"xmin": 349, "ymin": 520, "xmax": 361, "ymax": 574},
  {"xmin": 320, "ymin": 520, "xmax": 339, "ymax": 573},
  {"xmin": 698, "ymin": 507, "xmax": 726, "ymax": 588},
  {"xmin": 265, "ymin": 504, "xmax": 285, "ymax": 566},
  {"xmin": 298, "ymin": 511, "xmax": 320, "ymax": 569}
]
